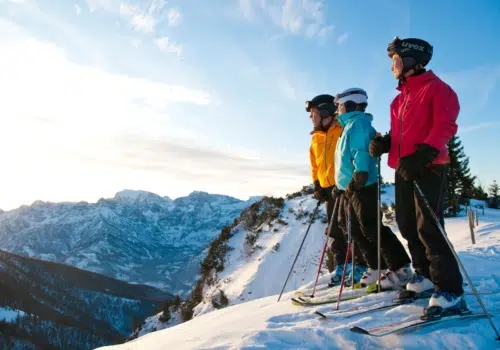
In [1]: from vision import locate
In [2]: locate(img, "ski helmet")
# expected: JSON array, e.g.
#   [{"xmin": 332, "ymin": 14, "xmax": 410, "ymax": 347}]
[
  {"xmin": 316, "ymin": 102, "xmax": 337, "ymax": 119},
  {"xmin": 334, "ymin": 88, "xmax": 368, "ymax": 105},
  {"xmin": 334, "ymin": 88, "xmax": 368, "ymax": 113},
  {"xmin": 305, "ymin": 94, "xmax": 335, "ymax": 112},
  {"xmin": 387, "ymin": 36, "xmax": 433, "ymax": 68}
]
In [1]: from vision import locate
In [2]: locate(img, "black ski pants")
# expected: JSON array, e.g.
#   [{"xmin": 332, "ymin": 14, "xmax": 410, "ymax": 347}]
[
  {"xmin": 395, "ymin": 165, "xmax": 464, "ymax": 295},
  {"xmin": 324, "ymin": 187, "xmax": 365, "ymax": 266},
  {"xmin": 339, "ymin": 184, "xmax": 411, "ymax": 271}
]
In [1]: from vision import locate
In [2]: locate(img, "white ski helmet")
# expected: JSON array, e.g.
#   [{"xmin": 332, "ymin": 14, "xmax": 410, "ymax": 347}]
[{"xmin": 334, "ymin": 88, "xmax": 368, "ymax": 105}]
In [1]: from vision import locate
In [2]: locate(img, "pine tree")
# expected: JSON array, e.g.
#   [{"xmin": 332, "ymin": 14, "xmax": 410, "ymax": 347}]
[
  {"xmin": 473, "ymin": 179, "xmax": 488, "ymax": 200},
  {"xmin": 458, "ymin": 156, "xmax": 476, "ymax": 198},
  {"xmin": 445, "ymin": 136, "xmax": 477, "ymax": 215},
  {"xmin": 488, "ymin": 180, "xmax": 499, "ymax": 208},
  {"xmin": 445, "ymin": 136, "xmax": 462, "ymax": 215}
]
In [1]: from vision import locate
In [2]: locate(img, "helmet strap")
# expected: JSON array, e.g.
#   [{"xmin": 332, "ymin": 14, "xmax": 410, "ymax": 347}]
[
  {"xmin": 398, "ymin": 59, "xmax": 426, "ymax": 83},
  {"xmin": 321, "ymin": 116, "xmax": 333, "ymax": 130}
]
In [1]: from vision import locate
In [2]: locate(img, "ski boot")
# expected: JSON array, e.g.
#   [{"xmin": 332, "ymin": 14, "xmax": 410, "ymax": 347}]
[
  {"xmin": 328, "ymin": 263, "xmax": 351, "ymax": 287},
  {"xmin": 344, "ymin": 265, "xmax": 367, "ymax": 288},
  {"xmin": 395, "ymin": 274, "xmax": 435, "ymax": 300},
  {"xmin": 421, "ymin": 291, "xmax": 470, "ymax": 320}
]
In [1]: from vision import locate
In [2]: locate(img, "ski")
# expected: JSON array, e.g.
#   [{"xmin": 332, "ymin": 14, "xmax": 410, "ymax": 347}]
[
  {"xmin": 294, "ymin": 283, "xmax": 338, "ymax": 298},
  {"xmin": 291, "ymin": 292, "xmax": 368, "ymax": 306},
  {"xmin": 315, "ymin": 294, "xmax": 419, "ymax": 319},
  {"xmin": 293, "ymin": 285, "xmax": 407, "ymax": 307},
  {"xmin": 349, "ymin": 311, "xmax": 490, "ymax": 337},
  {"xmin": 314, "ymin": 290, "xmax": 492, "ymax": 319}
]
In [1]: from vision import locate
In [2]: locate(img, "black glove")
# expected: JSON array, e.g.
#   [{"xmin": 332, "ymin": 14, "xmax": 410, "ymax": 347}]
[
  {"xmin": 369, "ymin": 134, "xmax": 391, "ymax": 158},
  {"xmin": 346, "ymin": 171, "xmax": 368, "ymax": 197},
  {"xmin": 331, "ymin": 185, "xmax": 341, "ymax": 199},
  {"xmin": 397, "ymin": 144, "xmax": 439, "ymax": 181},
  {"xmin": 313, "ymin": 180, "xmax": 328, "ymax": 202}
]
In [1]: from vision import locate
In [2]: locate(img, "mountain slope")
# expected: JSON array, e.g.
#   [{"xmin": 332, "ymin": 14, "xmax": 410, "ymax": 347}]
[
  {"xmin": 0, "ymin": 190, "xmax": 259, "ymax": 294},
  {"xmin": 102, "ymin": 185, "xmax": 500, "ymax": 349},
  {"xmin": 0, "ymin": 249, "xmax": 172, "ymax": 349}
]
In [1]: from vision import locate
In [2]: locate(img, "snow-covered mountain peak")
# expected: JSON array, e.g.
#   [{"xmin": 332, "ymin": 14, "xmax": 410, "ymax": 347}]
[{"xmin": 112, "ymin": 189, "xmax": 171, "ymax": 206}]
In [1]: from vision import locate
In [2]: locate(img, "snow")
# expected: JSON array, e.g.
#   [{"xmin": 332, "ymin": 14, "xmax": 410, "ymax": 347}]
[{"xmin": 97, "ymin": 187, "xmax": 500, "ymax": 350}]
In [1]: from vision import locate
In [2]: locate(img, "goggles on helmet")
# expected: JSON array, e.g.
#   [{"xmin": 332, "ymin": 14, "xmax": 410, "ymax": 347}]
[{"xmin": 334, "ymin": 89, "xmax": 368, "ymax": 105}]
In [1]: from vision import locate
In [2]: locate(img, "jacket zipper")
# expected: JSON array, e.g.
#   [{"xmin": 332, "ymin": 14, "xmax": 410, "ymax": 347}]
[
  {"xmin": 324, "ymin": 133, "xmax": 332, "ymax": 186},
  {"xmin": 398, "ymin": 91, "xmax": 409, "ymax": 160}
]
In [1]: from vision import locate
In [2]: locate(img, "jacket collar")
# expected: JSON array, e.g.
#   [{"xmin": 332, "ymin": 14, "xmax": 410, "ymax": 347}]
[
  {"xmin": 337, "ymin": 111, "xmax": 366, "ymax": 128},
  {"xmin": 310, "ymin": 120, "xmax": 341, "ymax": 135},
  {"xmin": 397, "ymin": 70, "xmax": 437, "ymax": 92}
]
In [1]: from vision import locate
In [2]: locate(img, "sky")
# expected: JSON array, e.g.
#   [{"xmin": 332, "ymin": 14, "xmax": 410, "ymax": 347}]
[{"xmin": 0, "ymin": 0, "xmax": 499, "ymax": 211}]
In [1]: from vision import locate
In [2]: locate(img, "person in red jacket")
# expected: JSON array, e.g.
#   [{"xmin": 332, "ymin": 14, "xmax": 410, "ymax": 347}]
[{"xmin": 369, "ymin": 37, "xmax": 463, "ymax": 311}]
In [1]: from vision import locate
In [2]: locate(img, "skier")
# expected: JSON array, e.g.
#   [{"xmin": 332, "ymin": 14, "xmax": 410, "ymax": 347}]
[
  {"xmin": 369, "ymin": 37, "xmax": 464, "ymax": 310},
  {"xmin": 306, "ymin": 94, "xmax": 366, "ymax": 285},
  {"xmin": 333, "ymin": 88, "xmax": 412, "ymax": 288}
]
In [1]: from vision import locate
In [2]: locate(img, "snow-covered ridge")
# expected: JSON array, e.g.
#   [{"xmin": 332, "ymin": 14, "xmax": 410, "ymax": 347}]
[
  {"xmin": 102, "ymin": 184, "xmax": 500, "ymax": 350},
  {"xmin": 0, "ymin": 189, "xmax": 260, "ymax": 295}
]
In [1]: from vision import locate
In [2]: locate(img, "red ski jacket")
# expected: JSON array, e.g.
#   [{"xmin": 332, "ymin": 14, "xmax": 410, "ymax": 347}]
[{"xmin": 388, "ymin": 70, "xmax": 460, "ymax": 170}]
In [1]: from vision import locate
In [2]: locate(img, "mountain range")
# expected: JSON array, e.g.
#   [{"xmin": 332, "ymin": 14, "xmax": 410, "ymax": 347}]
[
  {"xmin": 0, "ymin": 190, "xmax": 260, "ymax": 295},
  {"xmin": 0, "ymin": 248, "xmax": 172, "ymax": 349}
]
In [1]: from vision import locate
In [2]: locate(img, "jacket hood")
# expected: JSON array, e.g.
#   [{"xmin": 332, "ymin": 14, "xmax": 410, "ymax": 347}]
[{"xmin": 337, "ymin": 111, "xmax": 373, "ymax": 128}]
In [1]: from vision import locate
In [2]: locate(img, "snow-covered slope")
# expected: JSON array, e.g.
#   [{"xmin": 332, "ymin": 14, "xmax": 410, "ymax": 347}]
[
  {"xmin": 0, "ymin": 190, "xmax": 259, "ymax": 294},
  {"xmin": 99, "ymin": 185, "xmax": 500, "ymax": 349}
]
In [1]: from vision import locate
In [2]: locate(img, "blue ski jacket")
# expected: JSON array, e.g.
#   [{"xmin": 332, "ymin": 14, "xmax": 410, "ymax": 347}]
[{"xmin": 334, "ymin": 111, "xmax": 378, "ymax": 190}]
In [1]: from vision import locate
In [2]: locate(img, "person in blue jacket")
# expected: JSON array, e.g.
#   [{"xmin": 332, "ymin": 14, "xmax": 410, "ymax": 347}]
[{"xmin": 333, "ymin": 88, "xmax": 412, "ymax": 290}]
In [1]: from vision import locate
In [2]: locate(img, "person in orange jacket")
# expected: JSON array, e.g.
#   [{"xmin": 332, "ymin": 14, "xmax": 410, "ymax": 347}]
[{"xmin": 306, "ymin": 94, "xmax": 367, "ymax": 285}]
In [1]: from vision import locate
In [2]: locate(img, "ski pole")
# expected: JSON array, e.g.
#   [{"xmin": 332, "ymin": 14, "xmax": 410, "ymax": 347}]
[
  {"xmin": 351, "ymin": 237, "xmax": 355, "ymax": 291},
  {"xmin": 311, "ymin": 195, "xmax": 340, "ymax": 297},
  {"xmin": 311, "ymin": 225, "xmax": 330, "ymax": 298},
  {"xmin": 414, "ymin": 180, "xmax": 500, "ymax": 341},
  {"xmin": 277, "ymin": 200, "xmax": 321, "ymax": 302},
  {"xmin": 336, "ymin": 198, "xmax": 352, "ymax": 310},
  {"xmin": 377, "ymin": 157, "xmax": 382, "ymax": 293}
]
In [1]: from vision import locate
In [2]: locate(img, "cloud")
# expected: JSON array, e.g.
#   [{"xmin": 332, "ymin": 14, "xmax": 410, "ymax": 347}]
[
  {"xmin": 0, "ymin": 22, "xmax": 212, "ymax": 135},
  {"xmin": 458, "ymin": 122, "xmax": 500, "ymax": 134},
  {"xmin": 238, "ymin": 0, "xmax": 336, "ymax": 40},
  {"xmin": 155, "ymin": 36, "xmax": 183, "ymax": 56},
  {"xmin": 81, "ymin": 134, "xmax": 311, "ymax": 197},
  {"xmin": 336, "ymin": 32, "xmax": 348, "ymax": 44},
  {"xmin": 86, "ymin": 0, "xmax": 171, "ymax": 33},
  {"xmin": 74, "ymin": 4, "xmax": 82, "ymax": 15},
  {"xmin": 238, "ymin": 0, "xmax": 255, "ymax": 21},
  {"xmin": 0, "ymin": 21, "xmax": 225, "ymax": 209},
  {"xmin": 279, "ymin": 79, "xmax": 296, "ymax": 100},
  {"xmin": 167, "ymin": 7, "xmax": 182, "ymax": 26},
  {"xmin": 441, "ymin": 63, "xmax": 500, "ymax": 111}
]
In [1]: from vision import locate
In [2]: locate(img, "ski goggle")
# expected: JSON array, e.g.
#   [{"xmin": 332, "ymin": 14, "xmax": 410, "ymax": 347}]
[
  {"xmin": 305, "ymin": 100, "xmax": 313, "ymax": 112},
  {"xmin": 387, "ymin": 36, "xmax": 402, "ymax": 51},
  {"xmin": 334, "ymin": 89, "xmax": 368, "ymax": 105}
]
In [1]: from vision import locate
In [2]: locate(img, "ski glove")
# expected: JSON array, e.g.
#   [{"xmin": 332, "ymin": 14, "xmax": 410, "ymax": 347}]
[
  {"xmin": 346, "ymin": 171, "xmax": 368, "ymax": 197},
  {"xmin": 313, "ymin": 180, "xmax": 328, "ymax": 202},
  {"xmin": 396, "ymin": 144, "xmax": 439, "ymax": 181},
  {"xmin": 331, "ymin": 185, "xmax": 341, "ymax": 199},
  {"xmin": 369, "ymin": 134, "xmax": 391, "ymax": 158}
]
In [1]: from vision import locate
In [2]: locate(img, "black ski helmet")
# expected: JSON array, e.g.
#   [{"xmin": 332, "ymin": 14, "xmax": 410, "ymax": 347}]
[
  {"xmin": 305, "ymin": 94, "xmax": 335, "ymax": 112},
  {"xmin": 387, "ymin": 36, "xmax": 433, "ymax": 69},
  {"xmin": 316, "ymin": 102, "xmax": 337, "ymax": 119}
]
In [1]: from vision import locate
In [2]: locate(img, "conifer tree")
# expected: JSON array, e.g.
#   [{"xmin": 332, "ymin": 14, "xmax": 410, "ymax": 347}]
[
  {"xmin": 489, "ymin": 180, "xmax": 499, "ymax": 208},
  {"xmin": 446, "ymin": 136, "xmax": 462, "ymax": 215},
  {"xmin": 445, "ymin": 135, "xmax": 477, "ymax": 215}
]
